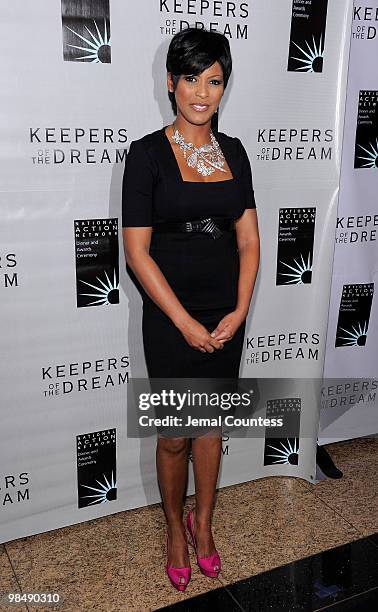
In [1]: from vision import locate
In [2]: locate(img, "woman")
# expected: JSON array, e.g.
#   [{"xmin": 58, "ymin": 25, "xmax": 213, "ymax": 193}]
[{"xmin": 122, "ymin": 27, "xmax": 259, "ymax": 591}]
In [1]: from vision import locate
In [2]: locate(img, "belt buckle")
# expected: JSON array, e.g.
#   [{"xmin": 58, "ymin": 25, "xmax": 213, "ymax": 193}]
[
  {"xmin": 185, "ymin": 221, "xmax": 193, "ymax": 232},
  {"xmin": 202, "ymin": 218, "xmax": 223, "ymax": 240}
]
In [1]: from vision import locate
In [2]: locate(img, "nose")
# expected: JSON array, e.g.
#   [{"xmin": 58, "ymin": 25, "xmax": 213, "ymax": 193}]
[{"xmin": 195, "ymin": 80, "xmax": 209, "ymax": 99}]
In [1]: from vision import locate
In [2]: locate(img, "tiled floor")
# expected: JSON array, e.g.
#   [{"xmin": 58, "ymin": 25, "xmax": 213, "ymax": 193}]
[{"xmin": 0, "ymin": 438, "xmax": 376, "ymax": 611}]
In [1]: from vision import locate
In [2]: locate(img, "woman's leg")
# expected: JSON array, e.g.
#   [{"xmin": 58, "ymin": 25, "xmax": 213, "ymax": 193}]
[
  {"xmin": 191, "ymin": 430, "xmax": 222, "ymax": 556},
  {"xmin": 156, "ymin": 435, "xmax": 191, "ymax": 567}
]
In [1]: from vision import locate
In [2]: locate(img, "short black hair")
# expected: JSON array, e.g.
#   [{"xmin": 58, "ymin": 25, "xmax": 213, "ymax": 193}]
[{"xmin": 166, "ymin": 27, "xmax": 232, "ymax": 115}]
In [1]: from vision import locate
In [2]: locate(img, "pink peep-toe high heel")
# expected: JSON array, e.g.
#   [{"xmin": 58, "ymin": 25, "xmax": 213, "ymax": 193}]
[
  {"xmin": 186, "ymin": 510, "xmax": 221, "ymax": 578},
  {"xmin": 165, "ymin": 530, "xmax": 191, "ymax": 591}
]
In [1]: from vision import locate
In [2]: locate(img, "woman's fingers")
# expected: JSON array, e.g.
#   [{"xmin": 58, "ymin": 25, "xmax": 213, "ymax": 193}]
[
  {"xmin": 211, "ymin": 323, "xmax": 232, "ymax": 340},
  {"xmin": 209, "ymin": 337, "xmax": 224, "ymax": 349},
  {"xmin": 212, "ymin": 327, "xmax": 234, "ymax": 341},
  {"xmin": 183, "ymin": 319, "xmax": 231, "ymax": 352},
  {"xmin": 197, "ymin": 336, "xmax": 225, "ymax": 352}
]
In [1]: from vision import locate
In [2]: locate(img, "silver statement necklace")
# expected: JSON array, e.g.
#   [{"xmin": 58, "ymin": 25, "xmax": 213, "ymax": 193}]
[{"xmin": 171, "ymin": 124, "xmax": 227, "ymax": 177}]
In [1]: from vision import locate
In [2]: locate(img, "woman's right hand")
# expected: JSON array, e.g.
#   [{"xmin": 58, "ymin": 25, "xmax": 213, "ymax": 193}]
[{"xmin": 178, "ymin": 317, "xmax": 225, "ymax": 353}]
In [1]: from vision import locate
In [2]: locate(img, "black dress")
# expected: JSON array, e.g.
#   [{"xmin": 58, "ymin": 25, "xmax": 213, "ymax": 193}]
[{"xmin": 122, "ymin": 126, "xmax": 256, "ymax": 379}]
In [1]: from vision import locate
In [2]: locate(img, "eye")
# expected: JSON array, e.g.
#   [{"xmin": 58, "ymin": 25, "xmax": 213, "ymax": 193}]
[{"xmin": 183, "ymin": 75, "xmax": 223, "ymax": 85}]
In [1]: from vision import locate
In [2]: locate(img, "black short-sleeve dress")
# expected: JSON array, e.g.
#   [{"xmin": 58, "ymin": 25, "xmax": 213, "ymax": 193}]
[{"xmin": 122, "ymin": 126, "xmax": 256, "ymax": 379}]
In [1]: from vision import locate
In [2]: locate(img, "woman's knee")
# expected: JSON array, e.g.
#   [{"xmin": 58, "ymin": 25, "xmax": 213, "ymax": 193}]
[{"xmin": 157, "ymin": 436, "xmax": 189, "ymax": 454}]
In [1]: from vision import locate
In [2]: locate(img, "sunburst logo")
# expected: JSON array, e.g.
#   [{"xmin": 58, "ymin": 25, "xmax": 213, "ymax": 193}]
[
  {"xmin": 337, "ymin": 321, "xmax": 368, "ymax": 346},
  {"xmin": 78, "ymin": 269, "xmax": 119, "ymax": 306},
  {"xmin": 356, "ymin": 138, "xmax": 378, "ymax": 168},
  {"xmin": 291, "ymin": 34, "xmax": 324, "ymax": 72},
  {"xmin": 64, "ymin": 19, "xmax": 111, "ymax": 63},
  {"xmin": 80, "ymin": 471, "xmax": 117, "ymax": 504},
  {"xmin": 279, "ymin": 253, "xmax": 312, "ymax": 284},
  {"xmin": 266, "ymin": 438, "xmax": 299, "ymax": 465}
]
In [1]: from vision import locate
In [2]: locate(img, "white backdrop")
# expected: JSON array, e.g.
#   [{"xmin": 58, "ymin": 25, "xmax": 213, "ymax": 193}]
[
  {"xmin": 320, "ymin": 0, "xmax": 378, "ymax": 444},
  {"xmin": 1, "ymin": 0, "xmax": 352, "ymax": 544}
]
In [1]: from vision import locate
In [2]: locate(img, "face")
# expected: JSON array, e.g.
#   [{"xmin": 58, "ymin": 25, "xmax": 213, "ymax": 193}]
[{"xmin": 167, "ymin": 61, "xmax": 225, "ymax": 125}]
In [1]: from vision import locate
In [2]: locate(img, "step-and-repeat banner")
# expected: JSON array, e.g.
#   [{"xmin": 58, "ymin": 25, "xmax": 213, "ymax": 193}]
[
  {"xmin": 1, "ymin": 1, "xmax": 352, "ymax": 543},
  {"xmin": 320, "ymin": 1, "xmax": 378, "ymax": 444}
]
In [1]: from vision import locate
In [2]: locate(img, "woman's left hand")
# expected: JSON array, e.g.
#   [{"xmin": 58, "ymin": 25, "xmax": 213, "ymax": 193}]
[{"xmin": 210, "ymin": 310, "xmax": 246, "ymax": 343}]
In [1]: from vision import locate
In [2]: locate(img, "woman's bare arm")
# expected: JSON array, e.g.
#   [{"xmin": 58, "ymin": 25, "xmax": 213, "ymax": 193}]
[
  {"xmin": 123, "ymin": 227, "xmax": 188, "ymax": 327},
  {"xmin": 234, "ymin": 208, "xmax": 260, "ymax": 319},
  {"xmin": 209, "ymin": 209, "xmax": 260, "ymax": 342}
]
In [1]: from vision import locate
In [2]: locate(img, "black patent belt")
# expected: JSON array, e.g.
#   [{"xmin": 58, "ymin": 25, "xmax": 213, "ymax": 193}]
[{"xmin": 152, "ymin": 217, "xmax": 234, "ymax": 240}]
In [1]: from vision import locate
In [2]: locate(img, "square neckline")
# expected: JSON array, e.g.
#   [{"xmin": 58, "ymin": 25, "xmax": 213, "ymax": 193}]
[{"xmin": 161, "ymin": 125, "xmax": 236, "ymax": 185}]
